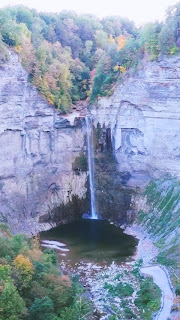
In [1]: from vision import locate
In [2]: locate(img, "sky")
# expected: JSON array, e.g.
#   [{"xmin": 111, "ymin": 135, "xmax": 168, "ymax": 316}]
[{"xmin": 0, "ymin": 0, "xmax": 178, "ymax": 25}]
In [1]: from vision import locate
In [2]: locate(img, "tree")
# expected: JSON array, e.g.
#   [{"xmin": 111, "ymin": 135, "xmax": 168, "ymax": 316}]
[
  {"xmin": 0, "ymin": 280, "xmax": 26, "ymax": 320},
  {"xmin": 29, "ymin": 296, "xmax": 54, "ymax": 320},
  {"xmin": 14, "ymin": 254, "xmax": 34, "ymax": 289},
  {"xmin": 95, "ymin": 30, "xmax": 108, "ymax": 49},
  {"xmin": 158, "ymin": 19, "xmax": 177, "ymax": 54},
  {"xmin": 117, "ymin": 34, "xmax": 126, "ymax": 51},
  {"xmin": 139, "ymin": 22, "xmax": 161, "ymax": 59},
  {"xmin": 158, "ymin": 3, "xmax": 180, "ymax": 54},
  {"xmin": 58, "ymin": 297, "xmax": 92, "ymax": 320},
  {"xmin": 15, "ymin": 6, "xmax": 34, "ymax": 29},
  {"xmin": 0, "ymin": 265, "xmax": 11, "ymax": 281}
]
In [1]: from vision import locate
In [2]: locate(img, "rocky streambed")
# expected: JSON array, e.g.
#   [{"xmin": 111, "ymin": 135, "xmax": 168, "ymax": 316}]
[{"xmin": 39, "ymin": 219, "xmax": 177, "ymax": 320}]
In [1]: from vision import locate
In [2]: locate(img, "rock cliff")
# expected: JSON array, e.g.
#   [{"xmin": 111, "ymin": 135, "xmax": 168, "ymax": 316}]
[
  {"xmin": 0, "ymin": 51, "xmax": 88, "ymax": 234},
  {"xmin": 91, "ymin": 55, "xmax": 180, "ymax": 189},
  {"xmin": 1, "ymin": 52, "xmax": 180, "ymax": 233}
]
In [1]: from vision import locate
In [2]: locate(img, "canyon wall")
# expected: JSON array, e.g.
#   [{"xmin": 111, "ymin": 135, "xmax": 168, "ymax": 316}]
[
  {"xmin": 1, "ymin": 51, "xmax": 180, "ymax": 232},
  {"xmin": 0, "ymin": 51, "xmax": 88, "ymax": 234},
  {"xmin": 91, "ymin": 55, "xmax": 180, "ymax": 189}
]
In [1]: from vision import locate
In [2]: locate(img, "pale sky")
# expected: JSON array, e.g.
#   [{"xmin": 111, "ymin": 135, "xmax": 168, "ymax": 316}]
[{"xmin": 0, "ymin": 0, "xmax": 178, "ymax": 25}]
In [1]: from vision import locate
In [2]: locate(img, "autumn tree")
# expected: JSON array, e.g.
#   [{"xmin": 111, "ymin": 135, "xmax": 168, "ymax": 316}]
[
  {"xmin": 14, "ymin": 254, "xmax": 34, "ymax": 290},
  {"xmin": 117, "ymin": 34, "xmax": 126, "ymax": 51},
  {"xmin": 0, "ymin": 4, "xmax": 179, "ymax": 106}
]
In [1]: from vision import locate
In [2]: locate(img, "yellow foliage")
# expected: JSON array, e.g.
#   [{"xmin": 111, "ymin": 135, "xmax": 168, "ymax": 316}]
[
  {"xmin": 14, "ymin": 254, "xmax": 34, "ymax": 288},
  {"xmin": 46, "ymin": 90, "xmax": 55, "ymax": 105},
  {"xmin": 114, "ymin": 65, "xmax": 126, "ymax": 73},
  {"xmin": 0, "ymin": 264, "xmax": 11, "ymax": 281},
  {"xmin": 14, "ymin": 45, "xmax": 22, "ymax": 54},
  {"xmin": 31, "ymin": 236, "xmax": 40, "ymax": 250},
  {"xmin": 114, "ymin": 65, "xmax": 120, "ymax": 72},
  {"xmin": 14, "ymin": 254, "xmax": 33, "ymax": 276},
  {"xmin": 119, "ymin": 66, "xmax": 126, "ymax": 73},
  {"xmin": 108, "ymin": 35, "xmax": 115, "ymax": 44},
  {"xmin": 117, "ymin": 35, "xmax": 126, "ymax": 51}
]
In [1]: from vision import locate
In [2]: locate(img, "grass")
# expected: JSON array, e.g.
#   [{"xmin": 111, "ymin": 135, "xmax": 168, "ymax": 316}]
[
  {"xmin": 157, "ymin": 252, "xmax": 177, "ymax": 267},
  {"xmin": 138, "ymin": 179, "xmax": 180, "ymax": 239}
]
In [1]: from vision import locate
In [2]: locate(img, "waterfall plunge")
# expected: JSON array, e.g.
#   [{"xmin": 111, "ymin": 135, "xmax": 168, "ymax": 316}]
[{"xmin": 85, "ymin": 116, "xmax": 98, "ymax": 220}]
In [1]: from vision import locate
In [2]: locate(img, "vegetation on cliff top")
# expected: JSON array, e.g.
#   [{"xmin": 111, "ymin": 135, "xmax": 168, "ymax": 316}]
[
  {"xmin": 0, "ymin": 2, "xmax": 180, "ymax": 111},
  {"xmin": 0, "ymin": 224, "xmax": 92, "ymax": 320}
]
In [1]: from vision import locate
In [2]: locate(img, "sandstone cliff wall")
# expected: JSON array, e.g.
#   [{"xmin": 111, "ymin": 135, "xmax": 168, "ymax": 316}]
[{"xmin": 0, "ymin": 52, "xmax": 88, "ymax": 234}]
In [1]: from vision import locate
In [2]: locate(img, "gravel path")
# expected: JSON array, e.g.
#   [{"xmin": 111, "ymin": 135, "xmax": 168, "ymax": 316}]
[
  {"xmin": 125, "ymin": 225, "xmax": 176, "ymax": 320},
  {"xmin": 124, "ymin": 225, "xmax": 158, "ymax": 264},
  {"xmin": 141, "ymin": 265, "xmax": 174, "ymax": 320}
]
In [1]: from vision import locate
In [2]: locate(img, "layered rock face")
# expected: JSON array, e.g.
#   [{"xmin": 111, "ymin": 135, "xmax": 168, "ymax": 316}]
[
  {"xmin": 0, "ymin": 52, "xmax": 88, "ymax": 234},
  {"xmin": 1, "ymin": 52, "xmax": 180, "ymax": 232},
  {"xmin": 91, "ymin": 55, "xmax": 180, "ymax": 188}
]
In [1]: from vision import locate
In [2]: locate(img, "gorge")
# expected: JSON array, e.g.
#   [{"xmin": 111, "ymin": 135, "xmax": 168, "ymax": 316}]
[
  {"xmin": 0, "ymin": 49, "xmax": 180, "ymax": 319},
  {"xmin": 1, "ymin": 49, "xmax": 180, "ymax": 231}
]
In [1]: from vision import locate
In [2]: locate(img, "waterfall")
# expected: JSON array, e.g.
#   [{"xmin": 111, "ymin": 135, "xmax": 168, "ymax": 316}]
[{"xmin": 85, "ymin": 116, "xmax": 98, "ymax": 220}]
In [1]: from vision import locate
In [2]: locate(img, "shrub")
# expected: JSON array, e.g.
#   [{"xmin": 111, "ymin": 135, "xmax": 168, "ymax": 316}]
[
  {"xmin": 124, "ymin": 307, "xmax": 137, "ymax": 319},
  {"xmin": 135, "ymin": 278, "xmax": 161, "ymax": 317},
  {"xmin": 175, "ymin": 282, "xmax": 180, "ymax": 295},
  {"xmin": 104, "ymin": 282, "xmax": 134, "ymax": 297}
]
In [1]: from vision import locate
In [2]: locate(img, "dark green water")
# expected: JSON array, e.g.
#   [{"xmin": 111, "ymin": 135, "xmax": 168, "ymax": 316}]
[{"xmin": 40, "ymin": 219, "xmax": 138, "ymax": 264}]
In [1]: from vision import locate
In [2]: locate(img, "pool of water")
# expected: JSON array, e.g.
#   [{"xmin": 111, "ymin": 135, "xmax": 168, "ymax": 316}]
[{"xmin": 40, "ymin": 219, "xmax": 138, "ymax": 265}]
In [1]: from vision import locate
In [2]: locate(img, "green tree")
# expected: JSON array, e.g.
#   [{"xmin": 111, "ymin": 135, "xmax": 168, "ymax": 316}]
[
  {"xmin": 29, "ymin": 296, "xmax": 54, "ymax": 320},
  {"xmin": 139, "ymin": 22, "xmax": 161, "ymax": 60},
  {"xmin": 0, "ymin": 280, "xmax": 26, "ymax": 320}
]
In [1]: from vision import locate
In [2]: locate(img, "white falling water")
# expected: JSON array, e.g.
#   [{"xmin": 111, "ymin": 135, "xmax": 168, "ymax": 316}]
[{"xmin": 85, "ymin": 116, "xmax": 98, "ymax": 220}]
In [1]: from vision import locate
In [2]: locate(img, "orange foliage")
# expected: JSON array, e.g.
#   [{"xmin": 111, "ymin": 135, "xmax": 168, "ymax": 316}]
[
  {"xmin": 20, "ymin": 34, "xmax": 36, "ymax": 74},
  {"xmin": 45, "ymin": 274, "xmax": 72, "ymax": 288},
  {"xmin": 59, "ymin": 275, "xmax": 71, "ymax": 288},
  {"xmin": 28, "ymin": 248, "xmax": 43, "ymax": 262},
  {"xmin": 45, "ymin": 73, "xmax": 58, "ymax": 90},
  {"xmin": 89, "ymin": 68, "xmax": 96, "ymax": 84},
  {"xmin": 117, "ymin": 34, "xmax": 126, "ymax": 51}
]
